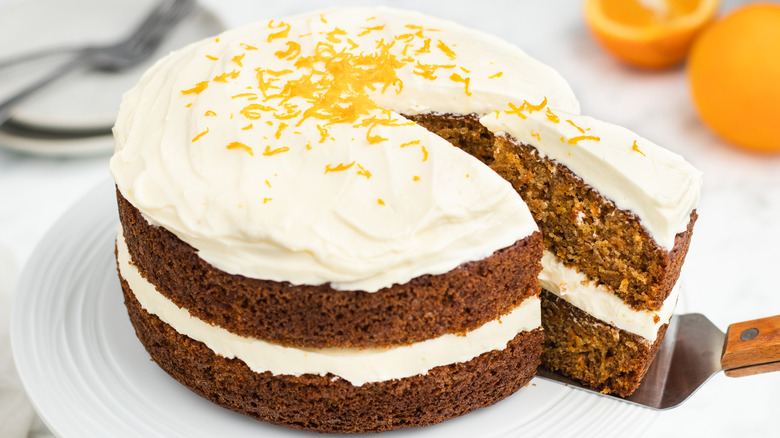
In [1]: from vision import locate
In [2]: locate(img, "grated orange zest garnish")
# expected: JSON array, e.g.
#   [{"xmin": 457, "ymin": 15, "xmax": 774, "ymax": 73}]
[
  {"xmin": 205, "ymin": 110, "xmax": 217, "ymax": 117},
  {"xmin": 192, "ymin": 127, "xmax": 209, "ymax": 142},
  {"xmin": 206, "ymin": 55, "xmax": 218, "ymax": 61},
  {"xmin": 566, "ymin": 119, "xmax": 586, "ymax": 134},
  {"xmin": 263, "ymin": 145, "xmax": 290, "ymax": 156},
  {"xmin": 367, "ymin": 130, "xmax": 388, "ymax": 144},
  {"xmin": 505, "ymin": 102, "xmax": 527, "ymax": 119},
  {"xmin": 240, "ymin": 43, "xmax": 258, "ymax": 50},
  {"xmin": 489, "ymin": 72, "xmax": 503, "ymax": 78},
  {"xmin": 358, "ymin": 25, "xmax": 385, "ymax": 37},
  {"xmin": 240, "ymin": 103, "xmax": 275, "ymax": 119},
  {"xmin": 325, "ymin": 161, "xmax": 356, "ymax": 173},
  {"xmin": 267, "ymin": 20, "xmax": 291, "ymax": 42},
  {"xmin": 274, "ymin": 122, "xmax": 288, "ymax": 139},
  {"xmin": 213, "ymin": 70, "xmax": 240, "ymax": 83},
  {"xmin": 406, "ymin": 24, "xmax": 441, "ymax": 32},
  {"xmin": 226, "ymin": 141, "xmax": 254, "ymax": 155},
  {"xmin": 525, "ymin": 97, "xmax": 547, "ymax": 112},
  {"xmin": 325, "ymin": 27, "xmax": 348, "ymax": 44},
  {"xmin": 436, "ymin": 40, "xmax": 456, "ymax": 60},
  {"xmin": 181, "ymin": 81, "xmax": 209, "ymax": 95},
  {"xmin": 632, "ymin": 140, "xmax": 646, "ymax": 156},
  {"xmin": 449, "ymin": 73, "xmax": 471, "ymax": 96},
  {"xmin": 356, "ymin": 164, "xmax": 372, "ymax": 179},
  {"xmin": 231, "ymin": 92, "xmax": 258, "ymax": 100},
  {"xmin": 545, "ymin": 108, "xmax": 559, "ymax": 123},
  {"xmin": 415, "ymin": 36, "xmax": 432, "ymax": 54},
  {"xmin": 317, "ymin": 125, "xmax": 331, "ymax": 143},
  {"xmin": 232, "ymin": 54, "xmax": 245, "ymax": 67},
  {"xmin": 567, "ymin": 135, "xmax": 600, "ymax": 145},
  {"xmin": 412, "ymin": 62, "xmax": 455, "ymax": 80},
  {"xmin": 275, "ymin": 41, "xmax": 301, "ymax": 60},
  {"xmin": 377, "ymin": 198, "xmax": 385, "ymax": 206},
  {"xmin": 400, "ymin": 139, "xmax": 421, "ymax": 148}
]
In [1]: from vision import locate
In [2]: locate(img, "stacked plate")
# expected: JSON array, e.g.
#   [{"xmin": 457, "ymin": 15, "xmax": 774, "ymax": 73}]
[{"xmin": 0, "ymin": 0, "xmax": 224, "ymax": 156}]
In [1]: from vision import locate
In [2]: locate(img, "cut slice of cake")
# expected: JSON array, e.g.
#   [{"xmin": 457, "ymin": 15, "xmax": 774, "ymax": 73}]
[{"xmin": 482, "ymin": 102, "xmax": 701, "ymax": 396}]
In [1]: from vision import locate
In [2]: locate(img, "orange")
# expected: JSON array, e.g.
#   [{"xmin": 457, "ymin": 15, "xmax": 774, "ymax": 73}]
[
  {"xmin": 687, "ymin": 4, "xmax": 780, "ymax": 153},
  {"xmin": 585, "ymin": 0, "xmax": 719, "ymax": 69}
]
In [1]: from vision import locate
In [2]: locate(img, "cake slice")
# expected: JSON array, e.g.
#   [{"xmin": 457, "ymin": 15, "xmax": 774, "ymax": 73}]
[{"xmin": 481, "ymin": 101, "xmax": 701, "ymax": 396}]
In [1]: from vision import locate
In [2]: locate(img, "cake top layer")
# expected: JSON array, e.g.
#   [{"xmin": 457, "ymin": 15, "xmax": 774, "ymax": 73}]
[
  {"xmin": 110, "ymin": 7, "xmax": 567, "ymax": 291},
  {"xmin": 481, "ymin": 101, "xmax": 702, "ymax": 250}
]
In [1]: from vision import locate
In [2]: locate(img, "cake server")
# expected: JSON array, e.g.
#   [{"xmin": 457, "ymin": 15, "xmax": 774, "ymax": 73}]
[{"xmin": 536, "ymin": 312, "xmax": 780, "ymax": 409}]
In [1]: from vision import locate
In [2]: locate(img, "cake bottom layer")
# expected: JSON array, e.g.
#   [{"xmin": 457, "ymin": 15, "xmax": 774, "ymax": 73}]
[
  {"xmin": 540, "ymin": 290, "xmax": 668, "ymax": 397},
  {"xmin": 120, "ymin": 276, "xmax": 543, "ymax": 433}
]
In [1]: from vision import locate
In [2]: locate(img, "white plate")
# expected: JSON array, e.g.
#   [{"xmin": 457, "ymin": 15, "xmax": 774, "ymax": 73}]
[
  {"xmin": 11, "ymin": 179, "xmax": 657, "ymax": 438},
  {"xmin": 0, "ymin": 0, "xmax": 225, "ymax": 132},
  {"xmin": 0, "ymin": 127, "xmax": 114, "ymax": 157}
]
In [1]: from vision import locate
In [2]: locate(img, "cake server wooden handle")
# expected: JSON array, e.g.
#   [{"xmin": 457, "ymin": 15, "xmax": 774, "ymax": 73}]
[{"xmin": 721, "ymin": 314, "xmax": 780, "ymax": 377}]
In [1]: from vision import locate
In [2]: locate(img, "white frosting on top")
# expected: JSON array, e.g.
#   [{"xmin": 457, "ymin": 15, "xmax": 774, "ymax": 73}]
[
  {"xmin": 110, "ymin": 6, "xmax": 576, "ymax": 291},
  {"xmin": 539, "ymin": 250, "xmax": 678, "ymax": 341},
  {"xmin": 116, "ymin": 227, "xmax": 541, "ymax": 386},
  {"xmin": 480, "ymin": 105, "xmax": 702, "ymax": 250}
]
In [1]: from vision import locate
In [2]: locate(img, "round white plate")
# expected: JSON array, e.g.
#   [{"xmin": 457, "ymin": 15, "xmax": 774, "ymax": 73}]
[
  {"xmin": 0, "ymin": 0, "xmax": 225, "ymax": 132},
  {"xmin": 11, "ymin": 179, "xmax": 656, "ymax": 438}
]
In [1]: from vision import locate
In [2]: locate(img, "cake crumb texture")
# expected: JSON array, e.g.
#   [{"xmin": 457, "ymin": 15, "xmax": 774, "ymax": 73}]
[
  {"xmin": 540, "ymin": 290, "xmax": 667, "ymax": 397},
  {"xmin": 491, "ymin": 136, "xmax": 696, "ymax": 311}
]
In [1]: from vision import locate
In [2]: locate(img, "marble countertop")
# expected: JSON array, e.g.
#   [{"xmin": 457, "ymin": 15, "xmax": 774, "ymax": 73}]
[{"xmin": 0, "ymin": 0, "xmax": 777, "ymax": 437}]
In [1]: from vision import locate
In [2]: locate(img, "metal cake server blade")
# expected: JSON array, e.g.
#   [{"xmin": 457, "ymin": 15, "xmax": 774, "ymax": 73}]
[{"xmin": 536, "ymin": 313, "xmax": 780, "ymax": 410}]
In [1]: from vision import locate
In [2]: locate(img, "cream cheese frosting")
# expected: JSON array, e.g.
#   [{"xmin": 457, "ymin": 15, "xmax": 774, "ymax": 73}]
[
  {"xmin": 538, "ymin": 250, "xmax": 678, "ymax": 341},
  {"xmin": 116, "ymin": 227, "xmax": 541, "ymax": 386},
  {"xmin": 109, "ymin": 6, "xmax": 571, "ymax": 291},
  {"xmin": 480, "ymin": 104, "xmax": 702, "ymax": 250}
]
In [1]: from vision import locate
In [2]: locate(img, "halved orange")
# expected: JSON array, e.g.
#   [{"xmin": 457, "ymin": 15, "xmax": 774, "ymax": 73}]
[{"xmin": 585, "ymin": 0, "xmax": 720, "ymax": 69}]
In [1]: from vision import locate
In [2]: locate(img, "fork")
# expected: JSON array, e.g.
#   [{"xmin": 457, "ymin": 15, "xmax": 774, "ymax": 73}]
[{"xmin": 0, "ymin": 0, "xmax": 195, "ymax": 126}]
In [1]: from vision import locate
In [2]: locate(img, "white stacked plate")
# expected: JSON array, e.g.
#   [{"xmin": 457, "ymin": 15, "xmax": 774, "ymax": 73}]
[{"xmin": 0, "ymin": 0, "xmax": 224, "ymax": 156}]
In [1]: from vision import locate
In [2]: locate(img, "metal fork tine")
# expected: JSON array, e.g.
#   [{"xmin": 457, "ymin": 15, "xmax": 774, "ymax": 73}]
[
  {"xmin": 126, "ymin": 0, "xmax": 195, "ymax": 53},
  {"xmin": 121, "ymin": 0, "xmax": 181, "ymax": 49},
  {"xmin": 0, "ymin": 0, "xmax": 195, "ymax": 125}
]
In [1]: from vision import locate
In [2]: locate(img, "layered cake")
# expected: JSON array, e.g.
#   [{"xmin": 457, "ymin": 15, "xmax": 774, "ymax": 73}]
[{"xmin": 110, "ymin": 6, "xmax": 701, "ymax": 432}]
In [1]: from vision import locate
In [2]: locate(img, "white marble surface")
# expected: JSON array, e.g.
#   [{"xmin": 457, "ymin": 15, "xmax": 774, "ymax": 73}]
[{"xmin": 0, "ymin": 0, "xmax": 777, "ymax": 437}]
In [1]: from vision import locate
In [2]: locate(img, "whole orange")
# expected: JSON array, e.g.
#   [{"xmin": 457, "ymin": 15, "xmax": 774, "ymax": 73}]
[
  {"xmin": 585, "ymin": 0, "xmax": 719, "ymax": 70},
  {"xmin": 688, "ymin": 4, "xmax": 780, "ymax": 153}
]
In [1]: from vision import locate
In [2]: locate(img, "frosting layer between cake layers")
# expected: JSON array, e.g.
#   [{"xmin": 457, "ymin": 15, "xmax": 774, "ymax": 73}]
[
  {"xmin": 538, "ymin": 251, "xmax": 678, "ymax": 342},
  {"xmin": 116, "ymin": 227, "xmax": 541, "ymax": 386},
  {"xmin": 109, "ymin": 6, "xmax": 583, "ymax": 292}
]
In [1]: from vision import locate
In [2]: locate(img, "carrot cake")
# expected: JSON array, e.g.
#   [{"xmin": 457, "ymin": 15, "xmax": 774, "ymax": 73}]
[{"xmin": 109, "ymin": 5, "xmax": 701, "ymax": 433}]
